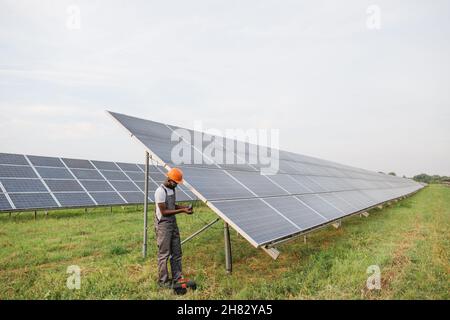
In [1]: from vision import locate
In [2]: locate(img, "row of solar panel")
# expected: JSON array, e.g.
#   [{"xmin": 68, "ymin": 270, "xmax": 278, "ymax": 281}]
[
  {"xmin": 0, "ymin": 153, "xmax": 196, "ymax": 212},
  {"xmin": 211, "ymin": 185, "xmax": 422, "ymax": 246},
  {"xmin": 114, "ymin": 115, "xmax": 416, "ymax": 185},
  {"xmin": 108, "ymin": 112, "xmax": 424, "ymax": 248}
]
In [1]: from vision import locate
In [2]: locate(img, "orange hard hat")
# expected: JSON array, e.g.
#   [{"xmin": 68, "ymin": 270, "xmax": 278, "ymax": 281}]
[{"xmin": 167, "ymin": 168, "xmax": 184, "ymax": 184}]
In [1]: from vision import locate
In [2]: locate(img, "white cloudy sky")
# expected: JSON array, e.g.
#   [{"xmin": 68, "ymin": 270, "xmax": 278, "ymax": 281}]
[{"xmin": 0, "ymin": 0, "xmax": 449, "ymax": 177}]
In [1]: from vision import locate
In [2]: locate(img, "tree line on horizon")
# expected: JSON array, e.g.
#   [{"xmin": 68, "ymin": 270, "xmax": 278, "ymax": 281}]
[{"xmin": 378, "ymin": 172, "xmax": 449, "ymax": 184}]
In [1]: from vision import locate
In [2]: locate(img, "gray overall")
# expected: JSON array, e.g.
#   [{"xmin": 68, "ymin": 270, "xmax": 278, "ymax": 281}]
[{"xmin": 154, "ymin": 185, "xmax": 182, "ymax": 284}]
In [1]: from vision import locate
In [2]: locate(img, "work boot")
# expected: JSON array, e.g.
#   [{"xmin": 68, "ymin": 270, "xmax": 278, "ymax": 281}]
[{"xmin": 173, "ymin": 277, "xmax": 197, "ymax": 291}]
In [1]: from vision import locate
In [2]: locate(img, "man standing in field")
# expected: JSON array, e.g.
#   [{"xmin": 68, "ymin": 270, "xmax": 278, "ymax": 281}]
[{"xmin": 154, "ymin": 168, "xmax": 193, "ymax": 288}]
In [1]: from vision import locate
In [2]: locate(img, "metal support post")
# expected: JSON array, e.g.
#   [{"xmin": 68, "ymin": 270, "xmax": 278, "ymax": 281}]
[
  {"xmin": 224, "ymin": 222, "xmax": 232, "ymax": 274},
  {"xmin": 142, "ymin": 151, "xmax": 150, "ymax": 258}
]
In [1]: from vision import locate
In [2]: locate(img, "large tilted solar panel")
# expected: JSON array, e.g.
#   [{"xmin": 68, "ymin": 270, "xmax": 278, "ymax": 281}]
[
  {"xmin": 109, "ymin": 111, "xmax": 424, "ymax": 248},
  {"xmin": 0, "ymin": 153, "xmax": 196, "ymax": 212}
]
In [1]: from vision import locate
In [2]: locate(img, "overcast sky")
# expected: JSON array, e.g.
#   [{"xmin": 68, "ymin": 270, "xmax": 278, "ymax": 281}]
[{"xmin": 0, "ymin": 0, "xmax": 449, "ymax": 177}]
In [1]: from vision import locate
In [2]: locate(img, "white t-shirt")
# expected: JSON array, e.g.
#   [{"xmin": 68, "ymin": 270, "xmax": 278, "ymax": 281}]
[{"xmin": 155, "ymin": 185, "xmax": 174, "ymax": 221}]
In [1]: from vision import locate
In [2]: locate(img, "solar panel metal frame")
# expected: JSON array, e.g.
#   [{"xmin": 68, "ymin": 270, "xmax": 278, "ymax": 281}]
[{"xmin": 108, "ymin": 111, "xmax": 424, "ymax": 252}]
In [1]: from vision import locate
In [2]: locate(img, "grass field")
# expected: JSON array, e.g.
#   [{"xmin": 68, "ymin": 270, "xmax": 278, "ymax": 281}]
[{"xmin": 0, "ymin": 184, "xmax": 448, "ymax": 300}]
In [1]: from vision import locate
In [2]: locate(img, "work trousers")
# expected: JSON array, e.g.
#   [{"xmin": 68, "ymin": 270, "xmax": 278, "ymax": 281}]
[{"xmin": 155, "ymin": 218, "xmax": 183, "ymax": 284}]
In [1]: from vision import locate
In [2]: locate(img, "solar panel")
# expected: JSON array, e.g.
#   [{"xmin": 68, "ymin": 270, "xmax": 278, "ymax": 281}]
[
  {"xmin": 0, "ymin": 153, "xmax": 28, "ymax": 166},
  {"xmin": 120, "ymin": 191, "xmax": 146, "ymax": 203},
  {"xmin": 91, "ymin": 160, "xmax": 119, "ymax": 171},
  {"xmin": 0, "ymin": 193, "xmax": 13, "ymax": 210},
  {"xmin": 0, "ymin": 153, "xmax": 172, "ymax": 212},
  {"xmin": 62, "ymin": 158, "xmax": 95, "ymax": 169},
  {"xmin": 71, "ymin": 169, "xmax": 104, "ymax": 180},
  {"xmin": 90, "ymin": 192, "xmax": 126, "ymax": 205},
  {"xmin": 9, "ymin": 193, "xmax": 58, "ymax": 210},
  {"xmin": 35, "ymin": 167, "xmax": 73, "ymax": 179},
  {"xmin": 297, "ymin": 194, "xmax": 343, "ymax": 220},
  {"xmin": 211, "ymin": 198, "xmax": 300, "ymax": 246},
  {"xmin": 45, "ymin": 180, "xmax": 84, "ymax": 192},
  {"xmin": 264, "ymin": 196, "xmax": 327, "ymax": 230},
  {"xmin": 0, "ymin": 165, "xmax": 38, "ymax": 178},
  {"xmin": 116, "ymin": 163, "xmax": 141, "ymax": 172},
  {"xmin": 28, "ymin": 155, "xmax": 64, "ymax": 168},
  {"xmin": 79, "ymin": 180, "xmax": 114, "ymax": 192},
  {"xmin": 109, "ymin": 181, "xmax": 139, "ymax": 192},
  {"xmin": 100, "ymin": 170, "xmax": 129, "ymax": 181},
  {"xmin": 54, "ymin": 193, "xmax": 95, "ymax": 207},
  {"xmin": 109, "ymin": 111, "xmax": 424, "ymax": 251},
  {"xmin": 1, "ymin": 179, "xmax": 47, "ymax": 193}
]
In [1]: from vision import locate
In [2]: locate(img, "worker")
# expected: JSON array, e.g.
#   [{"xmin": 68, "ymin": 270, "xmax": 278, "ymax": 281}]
[{"xmin": 154, "ymin": 167, "xmax": 193, "ymax": 289}]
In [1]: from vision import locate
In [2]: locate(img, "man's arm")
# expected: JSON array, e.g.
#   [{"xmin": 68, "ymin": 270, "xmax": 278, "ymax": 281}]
[{"xmin": 158, "ymin": 203, "xmax": 191, "ymax": 217}]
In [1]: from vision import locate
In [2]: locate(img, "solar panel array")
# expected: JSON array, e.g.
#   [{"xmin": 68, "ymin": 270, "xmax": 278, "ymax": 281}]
[
  {"xmin": 109, "ymin": 111, "xmax": 424, "ymax": 248},
  {"xmin": 0, "ymin": 153, "xmax": 195, "ymax": 212}
]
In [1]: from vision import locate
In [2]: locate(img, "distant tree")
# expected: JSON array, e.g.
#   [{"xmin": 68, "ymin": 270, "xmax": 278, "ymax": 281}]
[
  {"xmin": 388, "ymin": 172, "xmax": 396, "ymax": 176},
  {"xmin": 413, "ymin": 173, "xmax": 449, "ymax": 184}
]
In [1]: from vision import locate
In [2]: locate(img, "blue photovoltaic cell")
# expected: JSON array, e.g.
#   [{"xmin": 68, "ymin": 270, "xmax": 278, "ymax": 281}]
[
  {"xmin": 180, "ymin": 167, "xmax": 254, "ymax": 201},
  {"xmin": 124, "ymin": 171, "xmax": 145, "ymax": 181},
  {"xmin": 149, "ymin": 172, "xmax": 167, "ymax": 182},
  {"xmin": 62, "ymin": 158, "xmax": 95, "ymax": 169},
  {"xmin": 91, "ymin": 160, "xmax": 119, "ymax": 171},
  {"xmin": 71, "ymin": 169, "xmax": 104, "ymax": 180},
  {"xmin": 116, "ymin": 163, "xmax": 141, "ymax": 172},
  {"xmin": 9, "ymin": 193, "xmax": 58, "ymax": 210},
  {"xmin": 79, "ymin": 180, "xmax": 114, "ymax": 192},
  {"xmin": 134, "ymin": 181, "xmax": 159, "ymax": 193},
  {"xmin": 100, "ymin": 170, "xmax": 129, "ymax": 181},
  {"xmin": 45, "ymin": 180, "xmax": 84, "ymax": 192},
  {"xmin": 291, "ymin": 175, "xmax": 326, "ymax": 192},
  {"xmin": 54, "ymin": 193, "xmax": 95, "ymax": 207},
  {"xmin": 109, "ymin": 181, "xmax": 139, "ymax": 192},
  {"xmin": 0, "ymin": 193, "xmax": 12, "ymax": 210},
  {"xmin": 264, "ymin": 196, "xmax": 328, "ymax": 230},
  {"xmin": 120, "ymin": 192, "xmax": 145, "ymax": 203},
  {"xmin": 264, "ymin": 174, "xmax": 311, "ymax": 195},
  {"xmin": 0, "ymin": 153, "xmax": 28, "ymax": 165},
  {"xmin": 28, "ymin": 155, "xmax": 64, "ymax": 168},
  {"xmin": 228, "ymin": 170, "xmax": 288, "ymax": 197},
  {"xmin": 35, "ymin": 167, "xmax": 73, "ymax": 179},
  {"xmin": 319, "ymin": 193, "xmax": 357, "ymax": 214},
  {"xmin": 0, "ymin": 179, "xmax": 47, "ymax": 193},
  {"xmin": 90, "ymin": 192, "xmax": 126, "ymax": 205},
  {"xmin": 211, "ymin": 198, "xmax": 299, "ymax": 245},
  {"xmin": 297, "ymin": 194, "xmax": 343, "ymax": 220},
  {"xmin": 0, "ymin": 165, "xmax": 38, "ymax": 179}
]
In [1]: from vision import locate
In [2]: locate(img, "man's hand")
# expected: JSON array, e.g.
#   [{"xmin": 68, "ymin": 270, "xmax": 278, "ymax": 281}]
[{"xmin": 183, "ymin": 207, "xmax": 194, "ymax": 215}]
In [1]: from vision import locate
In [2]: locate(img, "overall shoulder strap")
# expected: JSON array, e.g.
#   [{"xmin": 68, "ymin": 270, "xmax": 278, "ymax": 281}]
[{"xmin": 161, "ymin": 184, "xmax": 168, "ymax": 197}]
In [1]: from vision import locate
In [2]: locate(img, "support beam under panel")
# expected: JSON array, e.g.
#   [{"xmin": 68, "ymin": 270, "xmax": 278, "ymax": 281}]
[
  {"xmin": 360, "ymin": 211, "xmax": 370, "ymax": 218},
  {"xmin": 142, "ymin": 151, "xmax": 150, "ymax": 259},
  {"xmin": 332, "ymin": 220, "xmax": 341, "ymax": 229},
  {"xmin": 262, "ymin": 246, "xmax": 280, "ymax": 260},
  {"xmin": 224, "ymin": 222, "xmax": 232, "ymax": 274}
]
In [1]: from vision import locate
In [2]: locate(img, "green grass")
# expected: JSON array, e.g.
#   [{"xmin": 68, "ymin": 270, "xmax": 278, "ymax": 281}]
[{"xmin": 0, "ymin": 185, "xmax": 448, "ymax": 300}]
